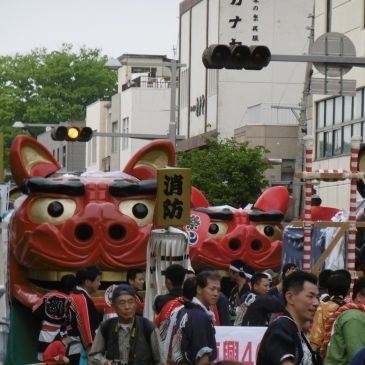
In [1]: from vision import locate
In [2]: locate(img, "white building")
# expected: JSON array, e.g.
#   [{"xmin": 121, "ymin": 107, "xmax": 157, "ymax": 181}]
[
  {"xmin": 311, "ymin": 0, "xmax": 365, "ymax": 210},
  {"xmin": 178, "ymin": 0, "xmax": 314, "ymax": 139},
  {"xmin": 85, "ymin": 54, "xmax": 175, "ymax": 171}
]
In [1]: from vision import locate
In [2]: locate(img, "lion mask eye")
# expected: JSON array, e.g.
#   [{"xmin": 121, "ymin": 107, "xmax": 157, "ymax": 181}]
[
  {"xmin": 30, "ymin": 198, "xmax": 76, "ymax": 224},
  {"xmin": 256, "ymin": 224, "xmax": 282, "ymax": 241},
  {"xmin": 119, "ymin": 199, "xmax": 155, "ymax": 226},
  {"xmin": 207, "ymin": 222, "xmax": 228, "ymax": 238}
]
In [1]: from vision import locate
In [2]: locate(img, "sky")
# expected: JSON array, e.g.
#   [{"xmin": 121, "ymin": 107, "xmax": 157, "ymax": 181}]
[{"xmin": 0, "ymin": 0, "xmax": 181, "ymax": 59}]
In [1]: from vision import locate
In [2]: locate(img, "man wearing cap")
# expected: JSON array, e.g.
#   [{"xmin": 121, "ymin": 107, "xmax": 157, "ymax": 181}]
[
  {"xmin": 228, "ymin": 259, "xmax": 254, "ymax": 325},
  {"xmin": 154, "ymin": 264, "xmax": 187, "ymax": 315},
  {"xmin": 89, "ymin": 284, "xmax": 165, "ymax": 365}
]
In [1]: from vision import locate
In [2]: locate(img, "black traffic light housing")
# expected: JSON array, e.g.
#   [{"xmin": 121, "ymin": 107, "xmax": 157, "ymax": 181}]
[
  {"xmin": 202, "ymin": 44, "xmax": 271, "ymax": 70},
  {"xmin": 51, "ymin": 126, "xmax": 93, "ymax": 142}
]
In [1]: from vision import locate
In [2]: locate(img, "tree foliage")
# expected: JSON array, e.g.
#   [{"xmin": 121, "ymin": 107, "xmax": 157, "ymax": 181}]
[
  {"xmin": 177, "ymin": 135, "xmax": 271, "ymax": 207},
  {"xmin": 0, "ymin": 44, "xmax": 117, "ymax": 173}
]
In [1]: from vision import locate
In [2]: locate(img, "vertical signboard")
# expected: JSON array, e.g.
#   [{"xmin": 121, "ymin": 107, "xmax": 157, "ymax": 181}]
[
  {"xmin": 155, "ymin": 168, "xmax": 191, "ymax": 227},
  {"xmin": 220, "ymin": 0, "xmax": 271, "ymax": 45}
]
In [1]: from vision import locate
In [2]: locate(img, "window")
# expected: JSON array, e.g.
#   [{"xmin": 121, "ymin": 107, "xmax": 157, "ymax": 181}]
[
  {"xmin": 122, "ymin": 117, "xmax": 129, "ymax": 150},
  {"xmin": 131, "ymin": 66, "xmax": 156, "ymax": 77},
  {"xmin": 353, "ymin": 123, "xmax": 362, "ymax": 137},
  {"xmin": 317, "ymin": 102, "xmax": 325, "ymax": 128},
  {"xmin": 343, "ymin": 125, "xmax": 351, "ymax": 154},
  {"xmin": 315, "ymin": 87, "xmax": 365, "ymax": 159},
  {"xmin": 111, "ymin": 121, "xmax": 119, "ymax": 153},
  {"xmin": 354, "ymin": 89, "xmax": 363, "ymax": 119},
  {"xmin": 344, "ymin": 95, "xmax": 353, "ymax": 122},
  {"xmin": 316, "ymin": 132, "xmax": 324, "ymax": 158},
  {"xmin": 334, "ymin": 96, "xmax": 343, "ymax": 124},
  {"xmin": 324, "ymin": 131, "xmax": 332, "ymax": 157},
  {"xmin": 326, "ymin": 99, "xmax": 334, "ymax": 126},
  {"xmin": 333, "ymin": 129, "xmax": 342, "ymax": 155}
]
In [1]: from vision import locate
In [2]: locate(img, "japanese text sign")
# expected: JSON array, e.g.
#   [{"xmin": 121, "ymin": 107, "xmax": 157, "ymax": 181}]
[{"xmin": 155, "ymin": 168, "xmax": 191, "ymax": 227}]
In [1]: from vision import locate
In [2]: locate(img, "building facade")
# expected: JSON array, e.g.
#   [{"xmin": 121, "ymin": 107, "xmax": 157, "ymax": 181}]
[
  {"xmin": 177, "ymin": 0, "xmax": 314, "ymax": 189},
  {"xmin": 311, "ymin": 0, "xmax": 365, "ymax": 210},
  {"xmin": 85, "ymin": 54, "xmax": 175, "ymax": 172}
]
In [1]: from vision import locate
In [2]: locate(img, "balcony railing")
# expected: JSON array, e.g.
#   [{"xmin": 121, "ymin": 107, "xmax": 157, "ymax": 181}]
[{"xmin": 122, "ymin": 76, "xmax": 174, "ymax": 91}]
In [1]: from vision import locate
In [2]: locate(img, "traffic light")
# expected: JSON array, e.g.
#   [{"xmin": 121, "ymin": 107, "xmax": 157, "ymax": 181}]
[
  {"xmin": 51, "ymin": 126, "xmax": 93, "ymax": 142},
  {"xmin": 202, "ymin": 44, "xmax": 271, "ymax": 70}
]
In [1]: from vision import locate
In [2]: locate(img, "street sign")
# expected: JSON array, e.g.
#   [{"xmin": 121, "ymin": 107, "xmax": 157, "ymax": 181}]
[
  {"xmin": 310, "ymin": 32, "xmax": 356, "ymax": 77},
  {"xmin": 310, "ymin": 77, "xmax": 356, "ymax": 96}
]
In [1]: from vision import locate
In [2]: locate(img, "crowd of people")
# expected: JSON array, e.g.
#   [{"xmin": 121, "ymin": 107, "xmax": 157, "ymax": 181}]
[{"xmin": 32, "ymin": 262, "xmax": 365, "ymax": 365}]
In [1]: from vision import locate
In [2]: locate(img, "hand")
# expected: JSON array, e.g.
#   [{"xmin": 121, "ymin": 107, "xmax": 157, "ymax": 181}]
[{"xmin": 62, "ymin": 356, "xmax": 70, "ymax": 364}]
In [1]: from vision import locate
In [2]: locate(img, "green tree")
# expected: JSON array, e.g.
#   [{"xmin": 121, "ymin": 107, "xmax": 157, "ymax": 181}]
[
  {"xmin": 177, "ymin": 135, "xmax": 271, "ymax": 207},
  {"xmin": 0, "ymin": 44, "xmax": 117, "ymax": 172}
]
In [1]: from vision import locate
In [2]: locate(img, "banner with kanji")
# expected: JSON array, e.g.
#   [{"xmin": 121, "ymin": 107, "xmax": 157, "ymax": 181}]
[
  {"xmin": 155, "ymin": 168, "xmax": 191, "ymax": 227},
  {"xmin": 215, "ymin": 326, "xmax": 266, "ymax": 364}
]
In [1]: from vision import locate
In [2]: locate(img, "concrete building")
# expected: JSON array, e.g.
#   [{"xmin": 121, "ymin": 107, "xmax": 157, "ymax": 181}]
[
  {"xmin": 177, "ymin": 0, "xmax": 314, "ymax": 187},
  {"xmin": 85, "ymin": 54, "xmax": 175, "ymax": 171},
  {"xmin": 311, "ymin": 0, "xmax": 365, "ymax": 210}
]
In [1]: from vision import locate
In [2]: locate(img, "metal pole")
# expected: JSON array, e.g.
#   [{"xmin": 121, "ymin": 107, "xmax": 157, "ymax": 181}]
[{"xmin": 169, "ymin": 59, "xmax": 177, "ymax": 146}]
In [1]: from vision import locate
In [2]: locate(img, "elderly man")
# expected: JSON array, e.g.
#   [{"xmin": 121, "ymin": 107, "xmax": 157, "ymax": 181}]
[{"xmin": 89, "ymin": 284, "xmax": 165, "ymax": 365}]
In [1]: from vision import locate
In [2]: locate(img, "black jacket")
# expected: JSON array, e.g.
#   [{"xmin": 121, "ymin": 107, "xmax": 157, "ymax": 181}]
[
  {"xmin": 240, "ymin": 287, "xmax": 284, "ymax": 327},
  {"xmin": 257, "ymin": 311, "xmax": 322, "ymax": 365}
]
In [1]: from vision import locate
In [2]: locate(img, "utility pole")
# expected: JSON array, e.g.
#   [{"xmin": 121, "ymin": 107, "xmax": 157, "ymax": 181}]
[{"xmin": 293, "ymin": 11, "xmax": 315, "ymax": 218}]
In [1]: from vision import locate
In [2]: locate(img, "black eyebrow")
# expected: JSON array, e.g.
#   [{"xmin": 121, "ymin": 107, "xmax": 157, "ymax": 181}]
[
  {"xmin": 21, "ymin": 177, "xmax": 85, "ymax": 196},
  {"xmin": 193, "ymin": 207, "xmax": 234, "ymax": 220},
  {"xmin": 248, "ymin": 208, "xmax": 284, "ymax": 222},
  {"xmin": 109, "ymin": 179, "xmax": 157, "ymax": 197}
]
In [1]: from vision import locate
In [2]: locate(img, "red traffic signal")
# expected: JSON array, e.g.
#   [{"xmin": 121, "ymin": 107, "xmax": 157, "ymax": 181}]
[
  {"xmin": 51, "ymin": 126, "xmax": 93, "ymax": 142},
  {"xmin": 202, "ymin": 44, "xmax": 271, "ymax": 70}
]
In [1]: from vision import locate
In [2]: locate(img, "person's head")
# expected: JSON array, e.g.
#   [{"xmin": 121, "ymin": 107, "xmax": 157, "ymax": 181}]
[
  {"xmin": 318, "ymin": 269, "xmax": 333, "ymax": 290},
  {"xmin": 75, "ymin": 265, "xmax": 102, "ymax": 294},
  {"xmin": 162, "ymin": 264, "xmax": 187, "ymax": 291},
  {"xmin": 333, "ymin": 269, "xmax": 351, "ymax": 283},
  {"xmin": 111, "ymin": 284, "xmax": 137, "ymax": 323},
  {"xmin": 196, "ymin": 270, "xmax": 221, "ymax": 307},
  {"xmin": 327, "ymin": 273, "xmax": 351, "ymax": 298},
  {"xmin": 353, "ymin": 277, "xmax": 365, "ymax": 304},
  {"xmin": 183, "ymin": 276, "xmax": 197, "ymax": 301},
  {"xmin": 59, "ymin": 274, "xmax": 76, "ymax": 294},
  {"xmin": 228, "ymin": 259, "xmax": 253, "ymax": 283},
  {"xmin": 282, "ymin": 263, "xmax": 298, "ymax": 278},
  {"xmin": 283, "ymin": 270, "xmax": 319, "ymax": 326},
  {"xmin": 251, "ymin": 272, "xmax": 271, "ymax": 295},
  {"xmin": 127, "ymin": 268, "xmax": 145, "ymax": 291}
]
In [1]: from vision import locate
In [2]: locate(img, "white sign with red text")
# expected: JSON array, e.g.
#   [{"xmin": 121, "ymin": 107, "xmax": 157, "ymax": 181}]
[{"xmin": 215, "ymin": 326, "xmax": 266, "ymax": 365}]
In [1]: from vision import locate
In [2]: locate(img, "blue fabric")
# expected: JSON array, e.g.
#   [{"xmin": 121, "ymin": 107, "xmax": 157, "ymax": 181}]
[
  {"xmin": 282, "ymin": 226, "xmax": 326, "ymax": 270},
  {"xmin": 79, "ymin": 347, "xmax": 87, "ymax": 365},
  {"xmin": 349, "ymin": 346, "xmax": 365, "ymax": 365}
]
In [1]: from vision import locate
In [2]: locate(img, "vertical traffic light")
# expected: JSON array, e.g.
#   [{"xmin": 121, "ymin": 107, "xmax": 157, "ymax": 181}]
[
  {"xmin": 51, "ymin": 126, "xmax": 93, "ymax": 142},
  {"xmin": 202, "ymin": 44, "xmax": 271, "ymax": 70}
]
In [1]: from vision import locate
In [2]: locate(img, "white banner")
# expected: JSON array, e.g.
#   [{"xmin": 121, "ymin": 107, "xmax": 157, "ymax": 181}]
[{"xmin": 215, "ymin": 326, "xmax": 266, "ymax": 365}]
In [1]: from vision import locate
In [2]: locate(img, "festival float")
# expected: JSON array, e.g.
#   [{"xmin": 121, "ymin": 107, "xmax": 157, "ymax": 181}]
[{"xmin": 2, "ymin": 135, "xmax": 290, "ymax": 363}]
